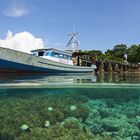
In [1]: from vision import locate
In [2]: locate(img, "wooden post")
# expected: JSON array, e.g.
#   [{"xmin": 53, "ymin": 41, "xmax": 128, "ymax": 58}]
[
  {"xmin": 120, "ymin": 65, "xmax": 124, "ymax": 74},
  {"xmin": 107, "ymin": 62, "xmax": 113, "ymax": 74},
  {"xmin": 91, "ymin": 54, "xmax": 96, "ymax": 65},
  {"xmin": 124, "ymin": 65, "xmax": 128, "ymax": 73},
  {"xmin": 108, "ymin": 73, "xmax": 113, "ymax": 82},
  {"xmin": 77, "ymin": 55, "xmax": 80, "ymax": 66},
  {"xmin": 98, "ymin": 61, "xmax": 104, "ymax": 74},
  {"xmin": 114, "ymin": 64, "xmax": 120, "ymax": 73}
]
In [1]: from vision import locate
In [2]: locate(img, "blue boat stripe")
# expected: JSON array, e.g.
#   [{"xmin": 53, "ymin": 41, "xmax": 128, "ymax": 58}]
[{"xmin": 0, "ymin": 59, "xmax": 92, "ymax": 73}]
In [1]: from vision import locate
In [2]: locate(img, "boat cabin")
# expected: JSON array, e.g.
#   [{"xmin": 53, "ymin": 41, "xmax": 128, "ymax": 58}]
[{"xmin": 31, "ymin": 48, "xmax": 73, "ymax": 65}]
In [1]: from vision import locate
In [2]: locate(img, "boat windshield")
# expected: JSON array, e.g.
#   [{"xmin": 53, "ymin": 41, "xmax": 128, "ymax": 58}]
[
  {"xmin": 51, "ymin": 52, "xmax": 72, "ymax": 60},
  {"xmin": 32, "ymin": 50, "xmax": 72, "ymax": 60},
  {"xmin": 43, "ymin": 51, "xmax": 52, "ymax": 56},
  {"xmin": 38, "ymin": 51, "xmax": 44, "ymax": 56},
  {"xmin": 32, "ymin": 52, "xmax": 38, "ymax": 56},
  {"xmin": 32, "ymin": 51, "xmax": 45, "ymax": 57}
]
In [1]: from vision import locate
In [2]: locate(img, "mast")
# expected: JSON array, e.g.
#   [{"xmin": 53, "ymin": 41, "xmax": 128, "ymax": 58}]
[{"xmin": 66, "ymin": 32, "xmax": 79, "ymax": 52}]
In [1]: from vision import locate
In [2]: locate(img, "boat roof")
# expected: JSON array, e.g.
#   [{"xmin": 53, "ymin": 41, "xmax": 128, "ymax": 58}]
[{"xmin": 31, "ymin": 48, "xmax": 73, "ymax": 55}]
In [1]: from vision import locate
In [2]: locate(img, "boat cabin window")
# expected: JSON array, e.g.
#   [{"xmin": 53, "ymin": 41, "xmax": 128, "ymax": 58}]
[
  {"xmin": 55, "ymin": 53, "xmax": 59, "ymax": 58},
  {"xmin": 68, "ymin": 56, "xmax": 72, "ymax": 60},
  {"xmin": 43, "ymin": 51, "xmax": 52, "ymax": 56},
  {"xmin": 32, "ymin": 52, "xmax": 38, "ymax": 56},
  {"xmin": 51, "ymin": 52, "xmax": 54, "ymax": 57},
  {"xmin": 59, "ymin": 54, "xmax": 63, "ymax": 58},
  {"xmin": 51, "ymin": 52, "xmax": 72, "ymax": 60},
  {"xmin": 51, "ymin": 52, "xmax": 59, "ymax": 58},
  {"xmin": 63, "ymin": 55, "xmax": 67, "ymax": 59},
  {"xmin": 38, "ymin": 51, "xmax": 44, "ymax": 56}
]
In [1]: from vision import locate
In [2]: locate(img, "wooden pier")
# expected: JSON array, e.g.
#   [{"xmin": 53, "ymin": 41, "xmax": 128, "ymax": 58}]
[
  {"xmin": 72, "ymin": 51, "xmax": 140, "ymax": 74},
  {"xmin": 96, "ymin": 60, "xmax": 140, "ymax": 74}
]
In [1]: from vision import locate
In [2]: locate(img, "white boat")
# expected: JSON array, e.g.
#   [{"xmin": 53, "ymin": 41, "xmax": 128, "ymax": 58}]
[{"xmin": 0, "ymin": 47, "xmax": 96, "ymax": 73}]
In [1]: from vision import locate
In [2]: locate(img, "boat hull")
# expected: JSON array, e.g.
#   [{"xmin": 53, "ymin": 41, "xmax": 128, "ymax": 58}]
[{"xmin": 0, "ymin": 47, "xmax": 96, "ymax": 73}]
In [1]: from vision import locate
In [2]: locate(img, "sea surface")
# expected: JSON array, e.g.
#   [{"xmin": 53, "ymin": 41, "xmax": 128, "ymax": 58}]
[{"xmin": 0, "ymin": 73, "xmax": 140, "ymax": 140}]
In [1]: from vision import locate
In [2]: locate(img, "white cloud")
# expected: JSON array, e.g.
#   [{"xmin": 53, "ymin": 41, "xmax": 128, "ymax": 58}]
[
  {"xmin": 4, "ymin": 6, "xmax": 28, "ymax": 17},
  {"xmin": 0, "ymin": 31, "xmax": 45, "ymax": 53}
]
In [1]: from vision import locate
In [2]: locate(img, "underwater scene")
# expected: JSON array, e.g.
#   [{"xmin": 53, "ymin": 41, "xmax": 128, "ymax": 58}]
[{"xmin": 0, "ymin": 73, "xmax": 140, "ymax": 140}]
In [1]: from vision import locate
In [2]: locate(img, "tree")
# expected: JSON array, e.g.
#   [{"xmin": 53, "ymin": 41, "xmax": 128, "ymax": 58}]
[
  {"xmin": 136, "ymin": 45, "xmax": 140, "ymax": 63},
  {"xmin": 105, "ymin": 49, "xmax": 114, "ymax": 55},
  {"xmin": 90, "ymin": 50, "xmax": 103, "ymax": 56},
  {"xmin": 89, "ymin": 50, "xmax": 103, "ymax": 60},
  {"xmin": 127, "ymin": 45, "xmax": 138, "ymax": 63},
  {"xmin": 113, "ymin": 44, "xmax": 127, "ymax": 59}
]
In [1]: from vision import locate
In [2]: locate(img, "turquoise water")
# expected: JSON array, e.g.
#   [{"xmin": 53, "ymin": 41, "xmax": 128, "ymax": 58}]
[{"xmin": 0, "ymin": 73, "xmax": 140, "ymax": 140}]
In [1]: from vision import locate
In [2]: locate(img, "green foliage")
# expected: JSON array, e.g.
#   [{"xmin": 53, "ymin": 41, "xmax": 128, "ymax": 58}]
[
  {"xmin": 112, "ymin": 44, "xmax": 127, "ymax": 59},
  {"xmin": 90, "ymin": 50, "xmax": 103, "ymax": 56},
  {"xmin": 105, "ymin": 49, "xmax": 124, "ymax": 62},
  {"xmin": 136, "ymin": 45, "xmax": 140, "ymax": 62},
  {"xmin": 84, "ymin": 43, "xmax": 140, "ymax": 63},
  {"xmin": 78, "ymin": 43, "xmax": 140, "ymax": 63},
  {"xmin": 127, "ymin": 45, "xmax": 138, "ymax": 63}
]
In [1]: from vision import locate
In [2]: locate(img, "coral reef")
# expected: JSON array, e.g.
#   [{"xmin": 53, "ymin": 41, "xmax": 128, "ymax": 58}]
[
  {"xmin": 0, "ymin": 92, "xmax": 92, "ymax": 140},
  {"xmin": 85, "ymin": 98, "xmax": 140, "ymax": 139},
  {"xmin": 0, "ymin": 87, "xmax": 140, "ymax": 140}
]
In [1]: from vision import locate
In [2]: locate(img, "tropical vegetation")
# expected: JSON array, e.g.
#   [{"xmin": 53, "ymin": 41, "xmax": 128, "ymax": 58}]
[{"xmin": 82, "ymin": 44, "xmax": 140, "ymax": 64}]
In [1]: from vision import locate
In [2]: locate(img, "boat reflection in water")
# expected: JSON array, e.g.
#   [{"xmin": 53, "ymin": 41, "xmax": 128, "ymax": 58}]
[
  {"xmin": 1, "ymin": 73, "xmax": 140, "ymax": 87},
  {"xmin": 0, "ymin": 73, "xmax": 97, "ymax": 87}
]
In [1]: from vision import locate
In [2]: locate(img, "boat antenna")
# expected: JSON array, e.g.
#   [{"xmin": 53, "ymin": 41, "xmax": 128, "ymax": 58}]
[{"xmin": 66, "ymin": 32, "xmax": 79, "ymax": 52}]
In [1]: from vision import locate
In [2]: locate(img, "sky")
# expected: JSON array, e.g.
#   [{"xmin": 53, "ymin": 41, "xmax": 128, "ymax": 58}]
[{"xmin": 0, "ymin": 0, "xmax": 140, "ymax": 52}]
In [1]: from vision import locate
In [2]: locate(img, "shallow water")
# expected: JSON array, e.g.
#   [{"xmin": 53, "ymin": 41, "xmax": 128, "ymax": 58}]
[{"xmin": 0, "ymin": 73, "xmax": 140, "ymax": 140}]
